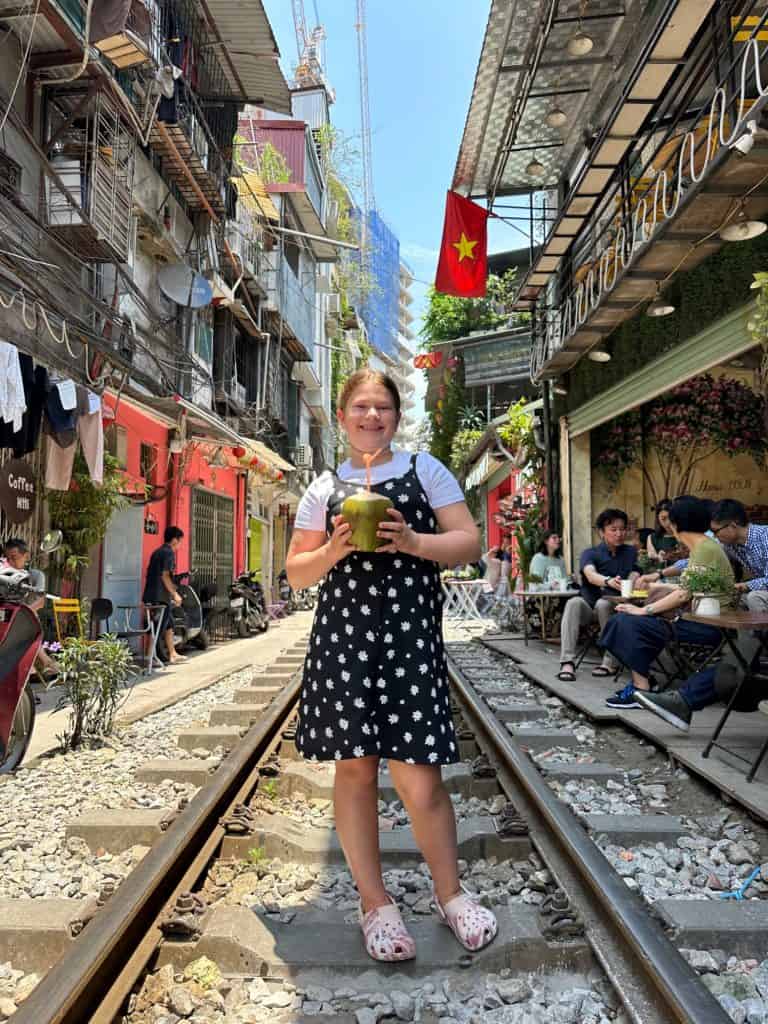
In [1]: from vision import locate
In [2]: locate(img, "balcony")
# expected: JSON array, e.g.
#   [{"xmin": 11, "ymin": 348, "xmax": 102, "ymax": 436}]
[
  {"xmin": 43, "ymin": 87, "xmax": 135, "ymax": 263},
  {"xmin": 263, "ymin": 254, "xmax": 315, "ymax": 360},
  {"xmin": 237, "ymin": 117, "xmax": 336, "ymax": 261}
]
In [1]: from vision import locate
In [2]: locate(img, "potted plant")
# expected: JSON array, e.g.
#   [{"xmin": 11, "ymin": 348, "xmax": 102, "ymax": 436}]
[{"xmin": 681, "ymin": 564, "xmax": 734, "ymax": 617}]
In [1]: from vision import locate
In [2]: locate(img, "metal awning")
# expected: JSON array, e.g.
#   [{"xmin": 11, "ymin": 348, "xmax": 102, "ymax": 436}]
[
  {"xmin": 241, "ymin": 438, "xmax": 295, "ymax": 473},
  {"xmin": 235, "ymin": 172, "xmax": 279, "ymax": 223},
  {"xmin": 198, "ymin": 0, "xmax": 292, "ymax": 112},
  {"xmin": 466, "ymin": 451, "xmax": 504, "ymax": 490},
  {"xmin": 134, "ymin": 393, "xmax": 249, "ymax": 446},
  {"xmin": 453, "ymin": 0, "xmax": 649, "ymax": 200}
]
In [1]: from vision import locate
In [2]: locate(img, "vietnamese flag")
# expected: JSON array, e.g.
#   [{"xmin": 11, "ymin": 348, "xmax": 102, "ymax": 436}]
[{"xmin": 435, "ymin": 191, "xmax": 488, "ymax": 298}]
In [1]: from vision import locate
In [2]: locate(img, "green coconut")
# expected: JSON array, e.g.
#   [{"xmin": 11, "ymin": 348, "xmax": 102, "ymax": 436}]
[{"xmin": 341, "ymin": 490, "xmax": 394, "ymax": 552}]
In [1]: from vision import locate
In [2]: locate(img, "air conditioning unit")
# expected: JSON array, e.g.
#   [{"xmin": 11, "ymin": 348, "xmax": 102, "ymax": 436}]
[
  {"xmin": 326, "ymin": 293, "xmax": 341, "ymax": 316},
  {"xmin": 292, "ymin": 444, "xmax": 312, "ymax": 469}
]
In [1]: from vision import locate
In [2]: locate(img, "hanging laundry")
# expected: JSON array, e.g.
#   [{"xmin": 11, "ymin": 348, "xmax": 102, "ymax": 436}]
[
  {"xmin": 89, "ymin": 0, "xmax": 131, "ymax": 43},
  {"xmin": 45, "ymin": 435, "xmax": 76, "ymax": 491},
  {"xmin": 44, "ymin": 382, "xmax": 77, "ymax": 444},
  {"xmin": 0, "ymin": 341, "xmax": 27, "ymax": 433},
  {"xmin": 0, "ymin": 357, "xmax": 49, "ymax": 458},
  {"xmin": 78, "ymin": 400, "xmax": 104, "ymax": 486},
  {"xmin": 54, "ymin": 378, "xmax": 77, "ymax": 411}
]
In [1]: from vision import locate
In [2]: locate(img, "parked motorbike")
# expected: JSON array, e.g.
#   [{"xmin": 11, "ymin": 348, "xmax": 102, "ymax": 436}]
[
  {"xmin": 292, "ymin": 587, "xmax": 317, "ymax": 611},
  {"xmin": 0, "ymin": 530, "xmax": 61, "ymax": 774},
  {"xmin": 277, "ymin": 569, "xmax": 295, "ymax": 613},
  {"xmin": 156, "ymin": 571, "xmax": 209, "ymax": 661},
  {"xmin": 229, "ymin": 571, "xmax": 269, "ymax": 637}
]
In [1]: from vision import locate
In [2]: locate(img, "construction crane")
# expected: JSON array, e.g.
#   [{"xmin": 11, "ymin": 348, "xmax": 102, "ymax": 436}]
[
  {"xmin": 355, "ymin": 0, "xmax": 375, "ymax": 255},
  {"xmin": 291, "ymin": 0, "xmax": 332, "ymax": 96}
]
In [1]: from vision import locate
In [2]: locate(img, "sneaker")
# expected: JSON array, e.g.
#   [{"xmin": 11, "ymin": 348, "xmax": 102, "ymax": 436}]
[
  {"xmin": 605, "ymin": 684, "xmax": 640, "ymax": 709},
  {"xmin": 635, "ymin": 689, "xmax": 692, "ymax": 731}
]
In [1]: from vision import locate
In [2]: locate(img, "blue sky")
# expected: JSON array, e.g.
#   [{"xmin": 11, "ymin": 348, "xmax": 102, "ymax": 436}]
[{"xmin": 262, "ymin": 2, "xmax": 516, "ymax": 406}]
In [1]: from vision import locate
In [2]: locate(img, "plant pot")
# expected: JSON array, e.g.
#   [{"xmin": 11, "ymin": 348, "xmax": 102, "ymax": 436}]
[{"xmin": 692, "ymin": 594, "xmax": 721, "ymax": 617}]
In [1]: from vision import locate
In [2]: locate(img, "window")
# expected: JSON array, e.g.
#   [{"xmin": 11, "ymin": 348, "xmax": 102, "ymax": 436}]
[
  {"xmin": 105, "ymin": 424, "xmax": 128, "ymax": 468},
  {"xmin": 140, "ymin": 443, "xmax": 157, "ymax": 483},
  {"xmin": 284, "ymin": 239, "xmax": 300, "ymax": 277},
  {"xmin": 195, "ymin": 309, "xmax": 213, "ymax": 363},
  {"xmin": 0, "ymin": 151, "xmax": 21, "ymax": 197}
]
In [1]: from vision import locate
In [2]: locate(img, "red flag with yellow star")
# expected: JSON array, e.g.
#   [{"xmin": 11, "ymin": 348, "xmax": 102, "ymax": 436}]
[{"xmin": 435, "ymin": 190, "xmax": 488, "ymax": 298}]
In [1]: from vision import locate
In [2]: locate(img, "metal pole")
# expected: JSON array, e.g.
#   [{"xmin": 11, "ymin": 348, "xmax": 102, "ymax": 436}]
[{"xmin": 541, "ymin": 378, "xmax": 557, "ymax": 531}]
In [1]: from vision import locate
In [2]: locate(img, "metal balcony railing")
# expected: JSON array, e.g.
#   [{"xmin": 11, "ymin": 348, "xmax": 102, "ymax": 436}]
[{"xmin": 531, "ymin": 6, "xmax": 768, "ymax": 380}]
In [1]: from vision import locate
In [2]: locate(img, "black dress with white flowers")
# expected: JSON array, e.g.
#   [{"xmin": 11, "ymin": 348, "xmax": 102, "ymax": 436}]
[{"xmin": 296, "ymin": 454, "xmax": 458, "ymax": 766}]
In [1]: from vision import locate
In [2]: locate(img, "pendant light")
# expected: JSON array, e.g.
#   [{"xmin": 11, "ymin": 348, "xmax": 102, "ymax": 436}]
[
  {"xmin": 720, "ymin": 202, "xmax": 767, "ymax": 242},
  {"xmin": 647, "ymin": 283, "xmax": 675, "ymax": 318},
  {"xmin": 526, "ymin": 155, "xmax": 545, "ymax": 177},
  {"xmin": 567, "ymin": 1, "xmax": 595, "ymax": 57},
  {"xmin": 587, "ymin": 349, "xmax": 611, "ymax": 362},
  {"xmin": 546, "ymin": 104, "xmax": 568, "ymax": 129}
]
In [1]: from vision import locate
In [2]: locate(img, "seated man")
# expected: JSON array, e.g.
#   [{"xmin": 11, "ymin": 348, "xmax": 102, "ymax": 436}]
[
  {"xmin": 600, "ymin": 496, "xmax": 735, "ymax": 709},
  {"xmin": 710, "ymin": 498, "xmax": 768, "ymax": 612},
  {"xmin": 557, "ymin": 508, "xmax": 639, "ymax": 682},
  {"xmin": 1, "ymin": 537, "xmax": 57, "ymax": 679}
]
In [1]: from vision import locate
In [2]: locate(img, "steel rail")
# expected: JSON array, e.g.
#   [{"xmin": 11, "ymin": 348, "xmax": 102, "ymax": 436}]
[
  {"xmin": 13, "ymin": 675, "xmax": 303, "ymax": 1024},
  {"xmin": 447, "ymin": 656, "xmax": 731, "ymax": 1024}
]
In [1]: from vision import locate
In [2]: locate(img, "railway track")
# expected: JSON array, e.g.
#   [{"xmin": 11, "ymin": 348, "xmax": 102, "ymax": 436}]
[{"xmin": 7, "ymin": 634, "xmax": 765, "ymax": 1023}]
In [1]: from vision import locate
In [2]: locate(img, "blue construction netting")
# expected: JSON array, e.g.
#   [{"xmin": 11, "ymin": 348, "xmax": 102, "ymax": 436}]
[{"xmin": 352, "ymin": 207, "xmax": 400, "ymax": 359}]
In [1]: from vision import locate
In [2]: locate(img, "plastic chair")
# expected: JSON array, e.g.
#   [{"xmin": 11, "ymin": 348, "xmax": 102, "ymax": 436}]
[
  {"xmin": 52, "ymin": 598, "xmax": 84, "ymax": 643},
  {"xmin": 89, "ymin": 597, "xmax": 114, "ymax": 639}
]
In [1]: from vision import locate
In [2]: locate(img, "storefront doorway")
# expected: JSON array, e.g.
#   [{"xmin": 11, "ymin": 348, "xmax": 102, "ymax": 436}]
[
  {"xmin": 101, "ymin": 505, "xmax": 144, "ymax": 613},
  {"xmin": 190, "ymin": 488, "xmax": 235, "ymax": 599}
]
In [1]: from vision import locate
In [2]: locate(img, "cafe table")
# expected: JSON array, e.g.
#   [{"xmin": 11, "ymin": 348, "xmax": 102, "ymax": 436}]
[
  {"xmin": 682, "ymin": 608, "xmax": 768, "ymax": 781},
  {"xmin": 520, "ymin": 588, "xmax": 580, "ymax": 645},
  {"xmin": 441, "ymin": 578, "xmax": 487, "ymax": 625}
]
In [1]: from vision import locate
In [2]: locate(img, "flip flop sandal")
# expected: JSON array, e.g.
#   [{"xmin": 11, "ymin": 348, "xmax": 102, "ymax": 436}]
[
  {"xmin": 434, "ymin": 883, "xmax": 498, "ymax": 952},
  {"xmin": 358, "ymin": 896, "xmax": 416, "ymax": 962},
  {"xmin": 591, "ymin": 667, "xmax": 613, "ymax": 677},
  {"xmin": 557, "ymin": 665, "xmax": 576, "ymax": 681}
]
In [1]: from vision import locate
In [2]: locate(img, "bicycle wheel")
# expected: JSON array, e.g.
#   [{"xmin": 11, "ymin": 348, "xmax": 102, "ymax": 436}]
[{"xmin": 0, "ymin": 686, "xmax": 36, "ymax": 774}]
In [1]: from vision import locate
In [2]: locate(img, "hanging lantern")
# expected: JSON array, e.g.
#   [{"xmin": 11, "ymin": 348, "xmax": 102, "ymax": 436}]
[
  {"xmin": 231, "ymin": 445, "xmax": 246, "ymax": 459},
  {"xmin": 436, "ymin": 399, "xmax": 443, "ymax": 410},
  {"xmin": 432, "ymin": 351, "xmax": 444, "ymax": 367},
  {"xmin": 435, "ymin": 412, "xmax": 443, "ymax": 425},
  {"xmin": 447, "ymin": 355, "xmax": 459, "ymax": 368},
  {"xmin": 276, "ymin": 470, "xmax": 284, "ymax": 481},
  {"xmin": 438, "ymin": 384, "xmax": 446, "ymax": 398}
]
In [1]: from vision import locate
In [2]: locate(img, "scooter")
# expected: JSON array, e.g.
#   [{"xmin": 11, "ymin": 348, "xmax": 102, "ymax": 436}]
[
  {"xmin": 229, "ymin": 571, "xmax": 269, "ymax": 637},
  {"xmin": 277, "ymin": 569, "xmax": 295, "ymax": 613},
  {"xmin": 293, "ymin": 587, "xmax": 317, "ymax": 611},
  {"xmin": 0, "ymin": 531, "xmax": 62, "ymax": 774},
  {"xmin": 157, "ymin": 571, "xmax": 209, "ymax": 661}
]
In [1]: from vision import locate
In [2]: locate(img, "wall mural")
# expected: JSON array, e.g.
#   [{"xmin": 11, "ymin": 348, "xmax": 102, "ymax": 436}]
[{"xmin": 591, "ymin": 370, "xmax": 768, "ymax": 522}]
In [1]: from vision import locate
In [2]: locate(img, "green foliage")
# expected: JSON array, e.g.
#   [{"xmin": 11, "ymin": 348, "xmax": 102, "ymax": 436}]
[
  {"xmin": 496, "ymin": 398, "xmax": 533, "ymax": 454},
  {"xmin": 259, "ymin": 142, "xmax": 291, "ymax": 184},
  {"xmin": 458, "ymin": 405, "xmax": 485, "ymax": 431},
  {"xmin": 512, "ymin": 506, "xmax": 546, "ymax": 586},
  {"xmin": 567, "ymin": 232, "xmax": 768, "ymax": 409},
  {"xmin": 429, "ymin": 376, "xmax": 464, "ymax": 465},
  {"xmin": 55, "ymin": 635, "xmax": 133, "ymax": 750},
  {"xmin": 681, "ymin": 564, "xmax": 734, "ymax": 601},
  {"xmin": 247, "ymin": 846, "xmax": 267, "ymax": 866},
  {"xmin": 260, "ymin": 779, "xmax": 278, "ymax": 801},
  {"xmin": 449, "ymin": 428, "xmax": 484, "ymax": 477},
  {"xmin": 47, "ymin": 452, "xmax": 129, "ymax": 585},
  {"xmin": 420, "ymin": 270, "xmax": 519, "ymax": 345}
]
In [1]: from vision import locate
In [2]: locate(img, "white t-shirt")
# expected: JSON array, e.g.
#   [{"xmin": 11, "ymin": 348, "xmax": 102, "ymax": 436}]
[{"xmin": 294, "ymin": 450, "xmax": 465, "ymax": 533}]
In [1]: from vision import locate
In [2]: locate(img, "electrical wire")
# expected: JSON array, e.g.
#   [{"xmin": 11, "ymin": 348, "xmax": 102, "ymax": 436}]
[{"xmin": 0, "ymin": 0, "xmax": 41, "ymax": 136}]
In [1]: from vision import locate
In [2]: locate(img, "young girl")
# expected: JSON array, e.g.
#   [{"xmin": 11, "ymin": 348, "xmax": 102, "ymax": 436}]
[{"xmin": 286, "ymin": 370, "xmax": 498, "ymax": 962}]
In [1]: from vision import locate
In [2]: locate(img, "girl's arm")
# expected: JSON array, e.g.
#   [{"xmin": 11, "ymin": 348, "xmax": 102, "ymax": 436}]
[{"xmin": 286, "ymin": 516, "xmax": 355, "ymax": 589}]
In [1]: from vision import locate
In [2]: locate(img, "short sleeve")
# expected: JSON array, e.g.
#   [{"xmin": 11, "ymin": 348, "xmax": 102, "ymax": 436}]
[
  {"xmin": 294, "ymin": 473, "xmax": 333, "ymax": 532},
  {"xmin": 415, "ymin": 453, "xmax": 465, "ymax": 509},
  {"xmin": 160, "ymin": 548, "xmax": 175, "ymax": 573},
  {"xmin": 579, "ymin": 547, "xmax": 596, "ymax": 570}
]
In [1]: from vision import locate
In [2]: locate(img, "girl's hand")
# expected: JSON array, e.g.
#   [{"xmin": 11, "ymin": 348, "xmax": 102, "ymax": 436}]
[
  {"xmin": 327, "ymin": 514, "xmax": 356, "ymax": 564},
  {"xmin": 377, "ymin": 508, "xmax": 421, "ymax": 557}
]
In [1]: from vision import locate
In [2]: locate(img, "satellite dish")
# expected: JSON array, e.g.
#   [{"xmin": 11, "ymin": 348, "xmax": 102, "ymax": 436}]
[{"xmin": 158, "ymin": 263, "xmax": 213, "ymax": 308}]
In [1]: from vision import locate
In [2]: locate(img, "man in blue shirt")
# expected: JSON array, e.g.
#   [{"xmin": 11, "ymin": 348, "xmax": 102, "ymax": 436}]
[
  {"xmin": 710, "ymin": 499, "xmax": 768, "ymax": 610},
  {"xmin": 557, "ymin": 508, "xmax": 640, "ymax": 682}
]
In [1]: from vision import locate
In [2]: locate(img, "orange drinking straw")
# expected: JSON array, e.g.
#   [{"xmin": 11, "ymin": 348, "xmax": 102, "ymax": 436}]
[{"xmin": 362, "ymin": 447, "xmax": 385, "ymax": 492}]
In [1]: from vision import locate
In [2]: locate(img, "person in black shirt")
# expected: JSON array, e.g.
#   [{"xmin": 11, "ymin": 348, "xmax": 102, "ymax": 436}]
[
  {"xmin": 557, "ymin": 509, "xmax": 640, "ymax": 681},
  {"xmin": 143, "ymin": 526, "xmax": 185, "ymax": 664}
]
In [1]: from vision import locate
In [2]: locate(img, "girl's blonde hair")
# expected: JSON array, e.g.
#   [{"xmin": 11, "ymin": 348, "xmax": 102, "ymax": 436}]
[{"xmin": 337, "ymin": 369, "xmax": 401, "ymax": 418}]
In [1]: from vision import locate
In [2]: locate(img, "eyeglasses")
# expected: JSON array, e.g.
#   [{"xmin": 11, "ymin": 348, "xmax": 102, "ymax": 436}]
[{"xmin": 711, "ymin": 523, "xmax": 734, "ymax": 536}]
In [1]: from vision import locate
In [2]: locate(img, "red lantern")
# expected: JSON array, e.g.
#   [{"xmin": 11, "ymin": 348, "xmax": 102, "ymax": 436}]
[
  {"xmin": 232, "ymin": 445, "xmax": 246, "ymax": 459},
  {"xmin": 438, "ymin": 384, "xmax": 446, "ymax": 398},
  {"xmin": 447, "ymin": 355, "xmax": 458, "ymax": 368},
  {"xmin": 249, "ymin": 457, "xmax": 260, "ymax": 469},
  {"xmin": 276, "ymin": 470, "xmax": 284, "ymax": 481},
  {"xmin": 431, "ymin": 351, "xmax": 444, "ymax": 368}
]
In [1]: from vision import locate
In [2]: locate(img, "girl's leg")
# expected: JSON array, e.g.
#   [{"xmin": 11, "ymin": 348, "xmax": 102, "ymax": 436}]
[
  {"xmin": 387, "ymin": 760, "xmax": 461, "ymax": 905},
  {"xmin": 333, "ymin": 755, "xmax": 389, "ymax": 912}
]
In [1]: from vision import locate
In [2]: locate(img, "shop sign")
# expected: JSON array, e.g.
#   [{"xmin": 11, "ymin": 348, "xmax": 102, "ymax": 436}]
[{"xmin": 0, "ymin": 459, "xmax": 36, "ymax": 524}]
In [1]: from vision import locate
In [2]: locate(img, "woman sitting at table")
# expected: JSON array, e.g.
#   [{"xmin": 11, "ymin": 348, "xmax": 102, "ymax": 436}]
[
  {"xmin": 647, "ymin": 499, "xmax": 681, "ymax": 563},
  {"xmin": 599, "ymin": 495, "xmax": 735, "ymax": 710},
  {"xmin": 530, "ymin": 532, "xmax": 566, "ymax": 584}
]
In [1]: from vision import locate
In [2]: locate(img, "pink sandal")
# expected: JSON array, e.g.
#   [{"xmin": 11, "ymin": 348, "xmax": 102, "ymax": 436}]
[
  {"xmin": 434, "ymin": 883, "xmax": 498, "ymax": 951},
  {"xmin": 358, "ymin": 895, "xmax": 416, "ymax": 962}
]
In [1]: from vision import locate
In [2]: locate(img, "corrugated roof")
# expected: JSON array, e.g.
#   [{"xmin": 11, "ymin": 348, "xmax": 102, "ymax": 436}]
[
  {"xmin": 235, "ymin": 172, "xmax": 279, "ymax": 222},
  {"xmin": 198, "ymin": 0, "xmax": 291, "ymax": 112},
  {"xmin": 453, "ymin": 0, "xmax": 645, "ymax": 199}
]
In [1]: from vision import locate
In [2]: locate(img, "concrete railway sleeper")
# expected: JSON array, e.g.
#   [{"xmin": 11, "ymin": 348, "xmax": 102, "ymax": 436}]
[{"xmin": 2, "ymin": 633, "xmax": 752, "ymax": 1023}]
